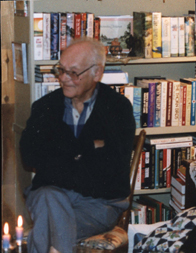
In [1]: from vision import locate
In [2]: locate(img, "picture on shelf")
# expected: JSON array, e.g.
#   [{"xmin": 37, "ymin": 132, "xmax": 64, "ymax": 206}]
[{"xmin": 12, "ymin": 42, "xmax": 28, "ymax": 84}]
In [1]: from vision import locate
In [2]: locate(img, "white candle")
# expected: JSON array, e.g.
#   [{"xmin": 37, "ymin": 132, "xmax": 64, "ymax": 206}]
[
  {"xmin": 15, "ymin": 215, "xmax": 23, "ymax": 246},
  {"xmin": 2, "ymin": 222, "xmax": 11, "ymax": 250}
]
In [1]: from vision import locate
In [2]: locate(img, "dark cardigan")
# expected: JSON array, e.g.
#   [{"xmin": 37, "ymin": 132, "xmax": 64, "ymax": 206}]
[{"xmin": 20, "ymin": 83, "xmax": 136, "ymax": 199}]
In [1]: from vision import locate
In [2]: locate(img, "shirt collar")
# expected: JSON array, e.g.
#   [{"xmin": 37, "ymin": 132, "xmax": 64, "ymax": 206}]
[{"xmin": 64, "ymin": 83, "xmax": 99, "ymax": 108}]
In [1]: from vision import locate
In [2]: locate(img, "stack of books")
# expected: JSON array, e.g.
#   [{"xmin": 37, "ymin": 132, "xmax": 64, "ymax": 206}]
[
  {"xmin": 34, "ymin": 12, "xmax": 101, "ymax": 60},
  {"xmin": 135, "ymin": 77, "xmax": 196, "ymax": 128},
  {"xmin": 170, "ymin": 159, "xmax": 196, "ymax": 213},
  {"xmin": 133, "ymin": 11, "xmax": 195, "ymax": 58},
  {"xmin": 35, "ymin": 65, "xmax": 60, "ymax": 100},
  {"xmin": 133, "ymin": 134, "xmax": 195, "ymax": 190},
  {"xmin": 130, "ymin": 196, "xmax": 174, "ymax": 224}
]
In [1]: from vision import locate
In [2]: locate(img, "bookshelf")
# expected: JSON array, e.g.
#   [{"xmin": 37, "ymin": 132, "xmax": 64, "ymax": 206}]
[{"xmin": 14, "ymin": 0, "xmax": 196, "ymax": 214}]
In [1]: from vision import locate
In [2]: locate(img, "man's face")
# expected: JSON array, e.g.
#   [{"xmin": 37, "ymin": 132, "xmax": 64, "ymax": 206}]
[{"xmin": 59, "ymin": 43, "xmax": 98, "ymax": 102}]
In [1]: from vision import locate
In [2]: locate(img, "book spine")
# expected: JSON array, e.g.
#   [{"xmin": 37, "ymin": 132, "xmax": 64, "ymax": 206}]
[
  {"xmin": 81, "ymin": 13, "xmax": 87, "ymax": 37},
  {"xmin": 66, "ymin": 12, "xmax": 75, "ymax": 46},
  {"xmin": 144, "ymin": 149, "xmax": 150, "ymax": 189},
  {"xmin": 133, "ymin": 12, "xmax": 145, "ymax": 57},
  {"xmin": 171, "ymin": 81, "xmax": 180, "ymax": 126},
  {"xmin": 60, "ymin": 13, "xmax": 67, "ymax": 55},
  {"xmin": 133, "ymin": 87, "xmax": 142, "ymax": 129},
  {"xmin": 144, "ymin": 12, "xmax": 152, "ymax": 58},
  {"xmin": 178, "ymin": 85, "xmax": 183, "ymax": 126},
  {"xmin": 141, "ymin": 150, "xmax": 146, "ymax": 189},
  {"xmin": 154, "ymin": 81, "xmax": 161, "ymax": 127},
  {"xmin": 74, "ymin": 13, "xmax": 81, "ymax": 39},
  {"xmin": 159, "ymin": 149, "xmax": 164, "ymax": 188},
  {"xmin": 178, "ymin": 17, "xmax": 185, "ymax": 57},
  {"xmin": 190, "ymin": 80, "xmax": 196, "ymax": 125},
  {"xmin": 34, "ymin": 13, "xmax": 43, "ymax": 60},
  {"xmin": 156, "ymin": 141, "xmax": 193, "ymax": 150},
  {"xmin": 86, "ymin": 13, "xmax": 94, "ymax": 38},
  {"xmin": 50, "ymin": 13, "xmax": 60, "ymax": 60},
  {"xmin": 94, "ymin": 17, "xmax": 101, "ymax": 40},
  {"xmin": 147, "ymin": 82, "xmax": 156, "ymax": 127},
  {"xmin": 185, "ymin": 84, "xmax": 192, "ymax": 126},
  {"xmin": 154, "ymin": 149, "xmax": 160, "ymax": 189},
  {"xmin": 166, "ymin": 81, "xmax": 173, "ymax": 126},
  {"xmin": 166, "ymin": 149, "xmax": 171, "ymax": 187},
  {"xmin": 182, "ymin": 85, "xmax": 187, "ymax": 125},
  {"xmin": 185, "ymin": 16, "xmax": 195, "ymax": 56},
  {"xmin": 141, "ymin": 88, "xmax": 149, "ymax": 128},
  {"xmin": 152, "ymin": 12, "xmax": 162, "ymax": 58},
  {"xmin": 43, "ymin": 13, "xmax": 51, "ymax": 60},
  {"xmin": 160, "ymin": 80, "xmax": 167, "ymax": 127},
  {"xmin": 149, "ymin": 144, "xmax": 155, "ymax": 189},
  {"xmin": 134, "ymin": 155, "xmax": 142, "ymax": 190},
  {"xmin": 170, "ymin": 17, "xmax": 179, "ymax": 57},
  {"xmin": 161, "ymin": 17, "xmax": 171, "ymax": 57}
]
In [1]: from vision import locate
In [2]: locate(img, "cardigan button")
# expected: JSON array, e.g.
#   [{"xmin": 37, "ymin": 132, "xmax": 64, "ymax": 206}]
[{"xmin": 74, "ymin": 154, "xmax": 82, "ymax": 160}]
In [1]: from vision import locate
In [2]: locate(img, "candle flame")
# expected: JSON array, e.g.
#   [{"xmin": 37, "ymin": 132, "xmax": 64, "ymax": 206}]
[
  {"xmin": 17, "ymin": 215, "xmax": 23, "ymax": 227},
  {"xmin": 4, "ymin": 222, "xmax": 9, "ymax": 235}
]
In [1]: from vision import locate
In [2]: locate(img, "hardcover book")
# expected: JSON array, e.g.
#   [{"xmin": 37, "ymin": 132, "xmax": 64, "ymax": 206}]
[
  {"xmin": 180, "ymin": 78, "xmax": 196, "ymax": 126},
  {"xmin": 66, "ymin": 12, "xmax": 75, "ymax": 46},
  {"xmin": 154, "ymin": 81, "xmax": 161, "ymax": 127},
  {"xmin": 94, "ymin": 17, "xmax": 101, "ymax": 40},
  {"xmin": 80, "ymin": 13, "xmax": 87, "ymax": 37},
  {"xmin": 185, "ymin": 16, "xmax": 195, "ymax": 56},
  {"xmin": 137, "ymin": 79, "xmax": 156, "ymax": 127},
  {"xmin": 43, "ymin": 13, "xmax": 51, "ymax": 60},
  {"xmin": 86, "ymin": 13, "xmax": 94, "ymax": 38},
  {"xmin": 34, "ymin": 13, "xmax": 43, "ymax": 60},
  {"xmin": 124, "ymin": 85, "xmax": 142, "ymax": 128},
  {"xmin": 152, "ymin": 12, "xmax": 162, "ymax": 58},
  {"xmin": 170, "ymin": 17, "xmax": 179, "ymax": 57},
  {"xmin": 178, "ymin": 17, "xmax": 185, "ymax": 57},
  {"xmin": 142, "ymin": 12, "xmax": 152, "ymax": 58},
  {"xmin": 166, "ymin": 80, "xmax": 173, "ymax": 127},
  {"xmin": 161, "ymin": 17, "xmax": 171, "ymax": 57},
  {"xmin": 133, "ymin": 12, "xmax": 145, "ymax": 57},
  {"xmin": 50, "ymin": 13, "xmax": 60, "ymax": 60},
  {"xmin": 74, "ymin": 13, "xmax": 81, "ymax": 39},
  {"xmin": 170, "ymin": 79, "xmax": 180, "ymax": 126},
  {"xmin": 60, "ymin": 13, "xmax": 67, "ymax": 54}
]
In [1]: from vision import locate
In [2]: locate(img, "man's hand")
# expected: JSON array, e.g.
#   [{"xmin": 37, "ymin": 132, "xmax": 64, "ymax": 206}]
[{"xmin": 94, "ymin": 140, "xmax": 105, "ymax": 149}]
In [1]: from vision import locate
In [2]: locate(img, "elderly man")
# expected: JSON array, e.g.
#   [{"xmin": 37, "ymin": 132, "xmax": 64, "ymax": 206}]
[{"xmin": 20, "ymin": 38, "xmax": 136, "ymax": 253}]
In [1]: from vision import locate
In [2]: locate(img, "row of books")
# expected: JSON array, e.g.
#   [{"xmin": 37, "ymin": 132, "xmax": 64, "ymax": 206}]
[
  {"xmin": 130, "ymin": 196, "xmax": 175, "ymax": 224},
  {"xmin": 169, "ymin": 159, "xmax": 196, "ymax": 213},
  {"xmin": 124, "ymin": 77, "xmax": 196, "ymax": 128},
  {"xmin": 134, "ymin": 134, "xmax": 196, "ymax": 190},
  {"xmin": 133, "ymin": 11, "xmax": 195, "ymax": 58},
  {"xmin": 34, "ymin": 12, "xmax": 101, "ymax": 60}
]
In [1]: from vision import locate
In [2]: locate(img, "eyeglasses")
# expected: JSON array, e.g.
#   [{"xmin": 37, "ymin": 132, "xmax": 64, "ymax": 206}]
[{"xmin": 52, "ymin": 62, "xmax": 96, "ymax": 80}]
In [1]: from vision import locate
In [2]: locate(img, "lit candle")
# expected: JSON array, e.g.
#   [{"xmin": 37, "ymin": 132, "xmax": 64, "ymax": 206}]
[
  {"xmin": 2, "ymin": 222, "xmax": 11, "ymax": 250},
  {"xmin": 15, "ymin": 215, "xmax": 23, "ymax": 246}
]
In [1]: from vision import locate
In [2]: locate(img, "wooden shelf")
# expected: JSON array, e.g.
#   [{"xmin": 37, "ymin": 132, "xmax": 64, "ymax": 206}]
[
  {"xmin": 134, "ymin": 188, "xmax": 171, "ymax": 195},
  {"xmin": 136, "ymin": 126, "xmax": 196, "ymax": 136},
  {"xmin": 34, "ymin": 56, "xmax": 196, "ymax": 66}
]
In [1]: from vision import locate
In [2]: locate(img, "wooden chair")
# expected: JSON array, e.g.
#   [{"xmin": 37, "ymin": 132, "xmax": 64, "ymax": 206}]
[{"xmin": 75, "ymin": 129, "xmax": 146, "ymax": 253}]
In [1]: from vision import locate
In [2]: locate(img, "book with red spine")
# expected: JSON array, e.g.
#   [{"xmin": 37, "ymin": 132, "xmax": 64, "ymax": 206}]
[
  {"xmin": 81, "ymin": 13, "xmax": 87, "ymax": 37},
  {"xmin": 74, "ymin": 13, "xmax": 81, "ymax": 39},
  {"xmin": 60, "ymin": 13, "xmax": 67, "ymax": 55}
]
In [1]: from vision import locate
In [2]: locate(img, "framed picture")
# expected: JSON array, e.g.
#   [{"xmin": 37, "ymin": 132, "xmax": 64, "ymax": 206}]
[{"xmin": 12, "ymin": 42, "xmax": 28, "ymax": 84}]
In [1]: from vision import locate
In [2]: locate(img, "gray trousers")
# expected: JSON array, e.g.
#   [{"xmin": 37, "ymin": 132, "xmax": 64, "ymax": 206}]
[{"xmin": 25, "ymin": 185, "xmax": 129, "ymax": 253}]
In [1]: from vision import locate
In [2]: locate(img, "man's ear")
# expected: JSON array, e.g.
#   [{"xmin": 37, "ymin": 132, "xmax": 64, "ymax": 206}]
[{"xmin": 93, "ymin": 65, "xmax": 104, "ymax": 82}]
